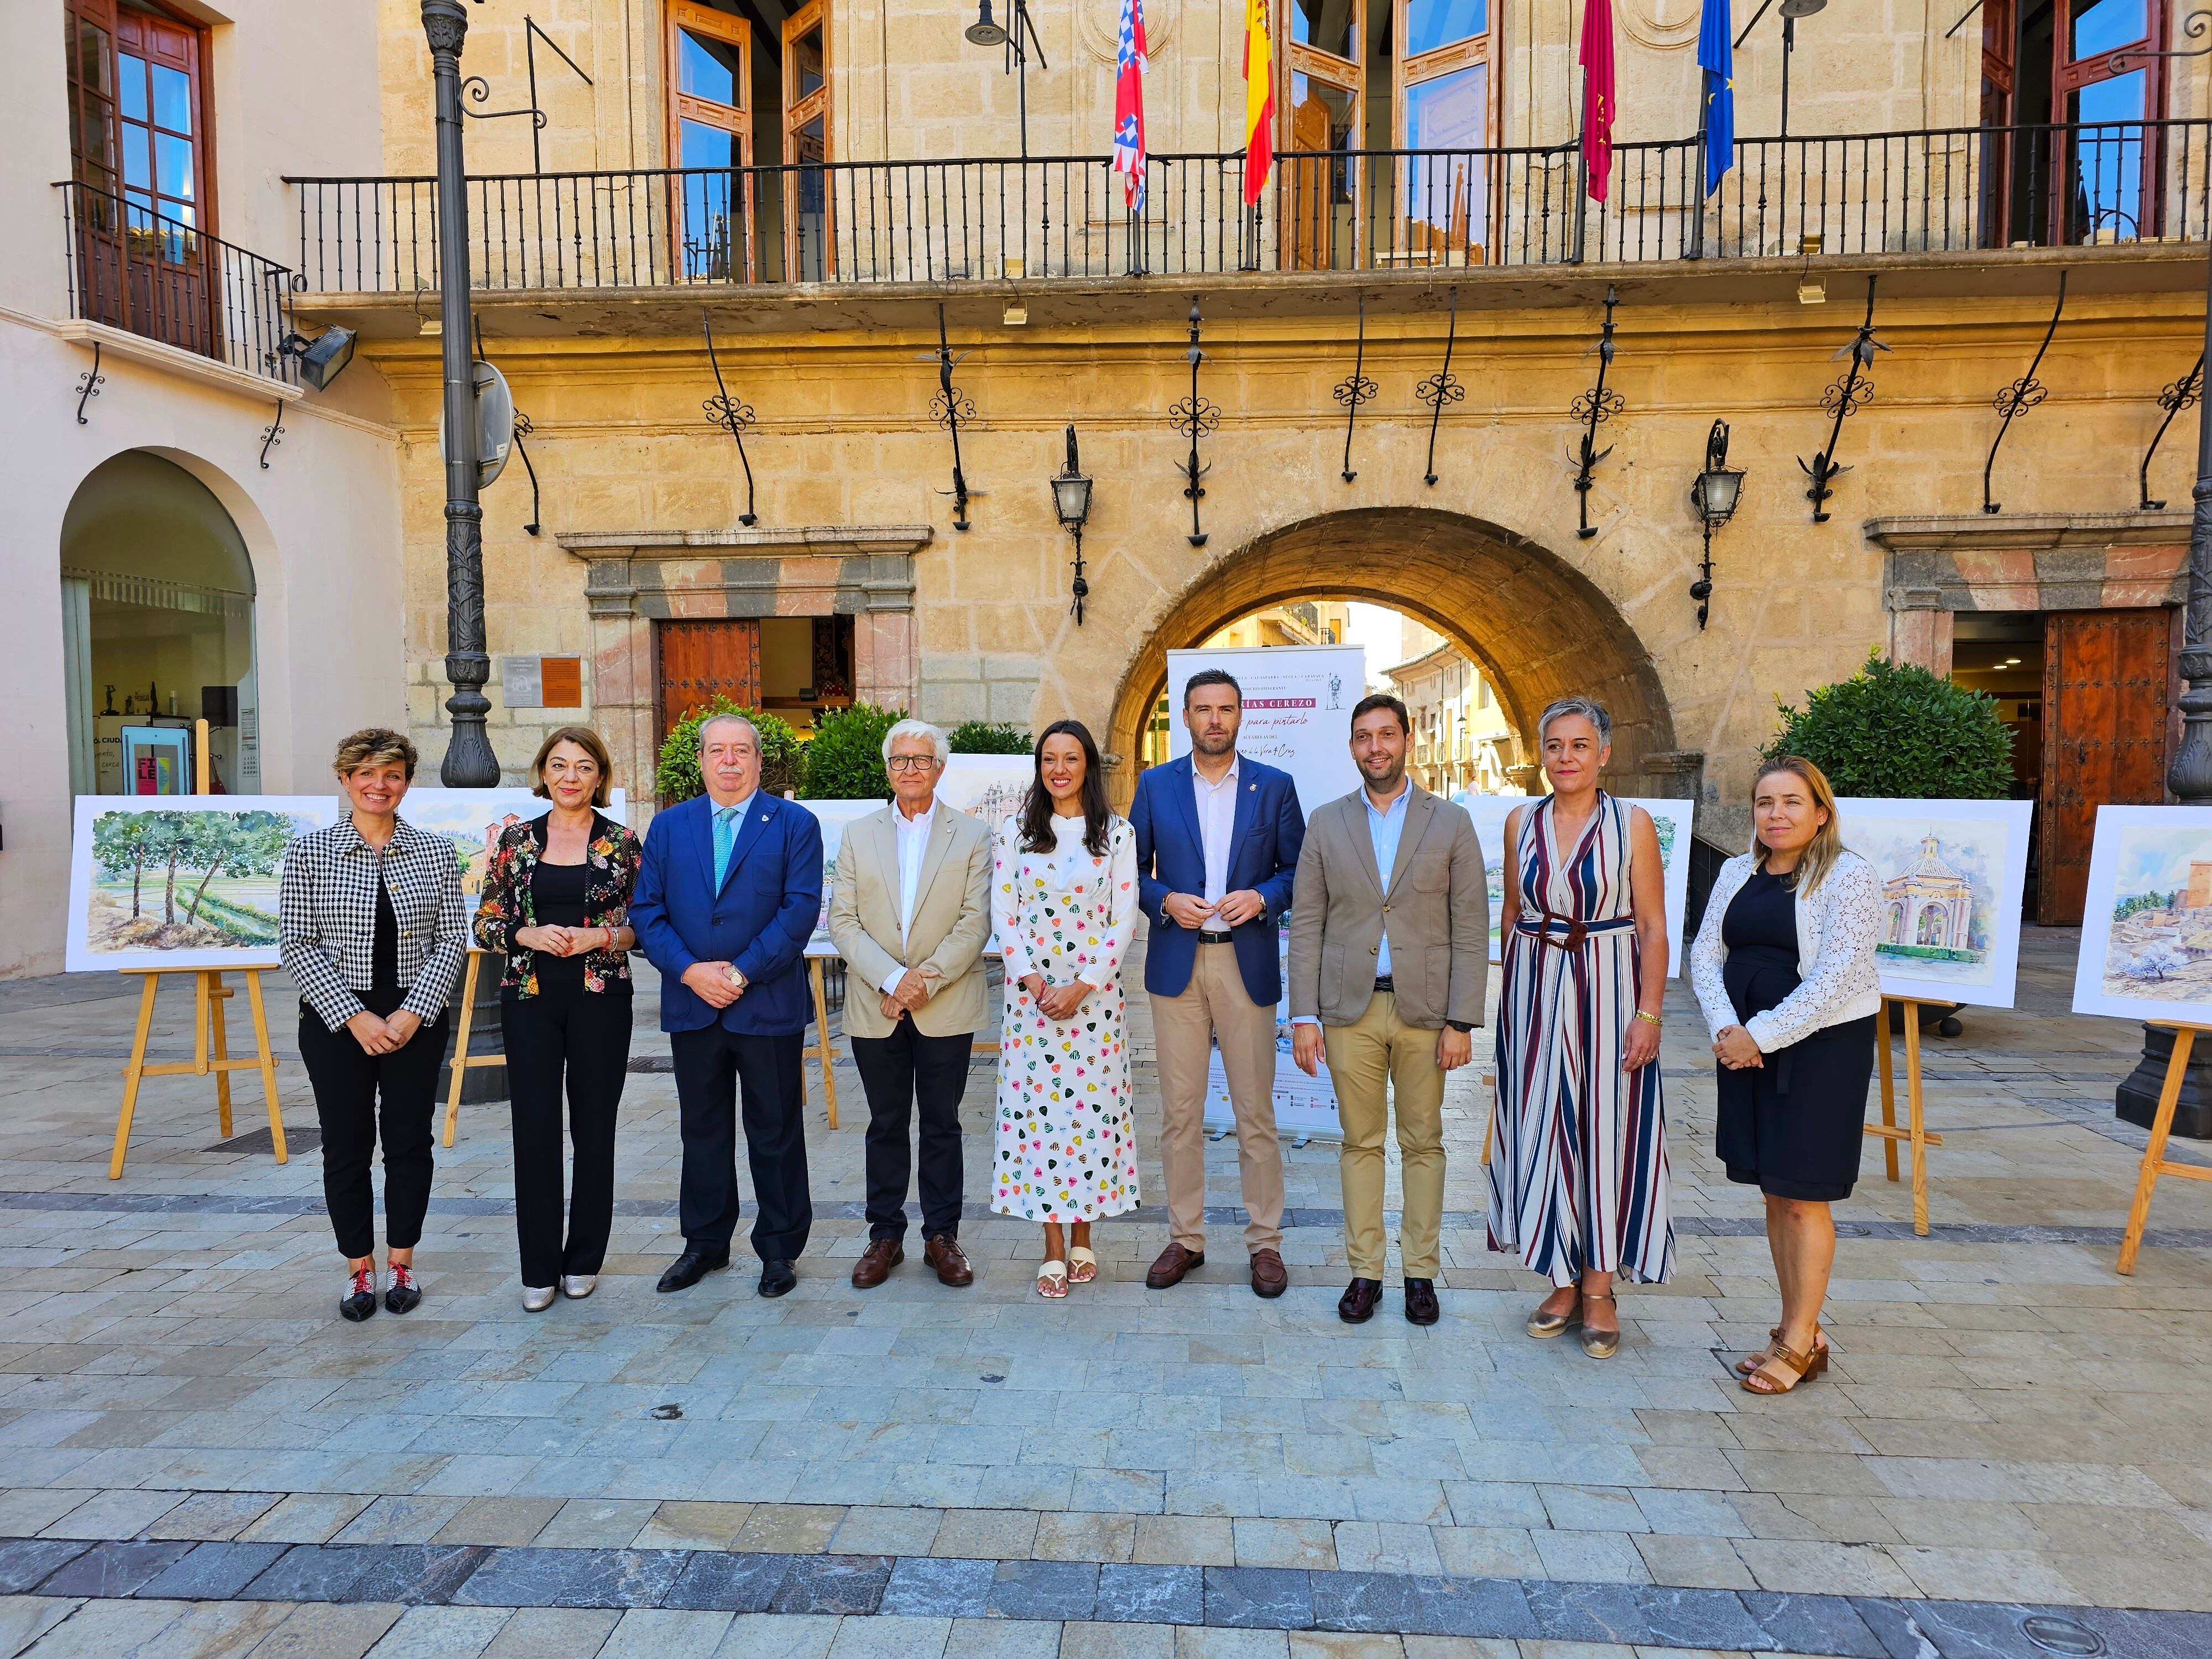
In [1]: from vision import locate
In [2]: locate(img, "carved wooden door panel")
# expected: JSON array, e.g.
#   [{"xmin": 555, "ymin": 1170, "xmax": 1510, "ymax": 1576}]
[
  {"xmin": 656, "ymin": 618, "xmax": 760, "ymax": 749},
  {"xmin": 2039, "ymin": 607, "xmax": 2171, "ymax": 925}
]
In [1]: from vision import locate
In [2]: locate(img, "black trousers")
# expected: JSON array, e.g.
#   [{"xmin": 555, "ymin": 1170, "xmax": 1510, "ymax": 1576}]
[
  {"xmin": 668, "ymin": 1023, "xmax": 812, "ymax": 1261},
  {"xmin": 851, "ymin": 1018, "xmax": 973, "ymax": 1241},
  {"xmin": 500, "ymin": 977, "xmax": 633, "ymax": 1286},
  {"xmin": 298, "ymin": 997, "xmax": 449, "ymax": 1260}
]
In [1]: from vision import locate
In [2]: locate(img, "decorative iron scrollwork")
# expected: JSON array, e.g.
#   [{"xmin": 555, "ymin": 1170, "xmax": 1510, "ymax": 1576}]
[
  {"xmin": 701, "ymin": 312, "xmax": 760, "ymax": 528},
  {"xmin": 1570, "ymin": 287, "xmax": 1623, "ymax": 539},
  {"xmin": 512, "ymin": 411, "xmax": 542, "ymax": 536},
  {"xmin": 1798, "ymin": 274, "xmax": 1886, "ymax": 523},
  {"xmin": 259, "ymin": 399, "xmax": 285, "ymax": 469},
  {"xmin": 74, "ymin": 341, "xmax": 103, "ymax": 425},
  {"xmin": 1170, "ymin": 299, "xmax": 1219, "ymax": 548},
  {"xmin": 1416, "ymin": 287, "xmax": 1463, "ymax": 488},
  {"xmin": 1983, "ymin": 272, "xmax": 2066, "ymax": 514},
  {"xmin": 928, "ymin": 304, "xmax": 975, "ymax": 533},
  {"xmin": 2142, "ymin": 353, "xmax": 2204, "ymax": 512},
  {"xmin": 1333, "ymin": 295, "xmax": 1378, "ymax": 484},
  {"xmin": 456, "ymin": 17, "xmax": 593, "ymax": 175}
]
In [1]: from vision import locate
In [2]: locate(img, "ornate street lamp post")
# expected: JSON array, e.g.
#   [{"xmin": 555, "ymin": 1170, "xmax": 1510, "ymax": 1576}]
[{"xmin": 424, "ymin": 0, "xmax": 499, "ymax": 786}]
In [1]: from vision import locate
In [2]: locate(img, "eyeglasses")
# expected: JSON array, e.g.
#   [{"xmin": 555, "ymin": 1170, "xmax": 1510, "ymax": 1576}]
[{"xmin": 886, "ymin": 755, "xmax": 942, "ymax": 773}]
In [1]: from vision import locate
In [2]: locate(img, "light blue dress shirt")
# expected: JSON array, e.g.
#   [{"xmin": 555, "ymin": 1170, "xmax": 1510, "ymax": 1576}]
[{"xmin": 1365, "ymin": 782, "xmax": 1412, "ymax": 977}]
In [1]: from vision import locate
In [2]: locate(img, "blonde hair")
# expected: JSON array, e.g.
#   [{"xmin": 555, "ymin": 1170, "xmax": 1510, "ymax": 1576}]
[
  {"xmin": 530, "ymin": 725, "xmax": 614, "ymax": 808},
  {"xmin": 1751, "ymin": 754, "xmax": 1844, "ymax": 895},
  {"xmin": 332, "ymin": 727, "xmax": 418, "ymax": 780}
]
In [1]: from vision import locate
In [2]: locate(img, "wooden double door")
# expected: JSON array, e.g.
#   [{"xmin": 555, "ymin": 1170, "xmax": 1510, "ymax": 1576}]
[
  {"xmin": 2038, "ymin": 607, "xmax": 2178, "ymax": 925},
  {"xmin": 656, "ymin": 618, "xmax": 759, "ymax": 746}
]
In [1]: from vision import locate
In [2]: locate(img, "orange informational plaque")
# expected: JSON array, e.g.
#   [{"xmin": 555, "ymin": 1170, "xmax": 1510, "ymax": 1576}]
[{"xmin": 540, "ymin": 656, "xmax": 583, "ymax": 707}]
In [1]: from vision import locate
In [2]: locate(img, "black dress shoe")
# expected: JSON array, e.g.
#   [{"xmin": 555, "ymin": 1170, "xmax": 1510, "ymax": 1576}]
[
  {"xmin": 340, "ymin": 1266, "xmax": 377, "ymax": 1323},
  {"xmin": 656, "ymin": 1248, "xmax": 732, "ymax": 1293},
  {"xmin": 384, "ymin": 1264, "xmax": 421, "ymax": 1316},
  {"xmin": 1338, "ymin": 1277, "xmax": 1381, "ymax": 1323},
  {"xmin": 758, "ymin": 1259, "xmax": 797, "ymax": 1298},
  {"xmin": 1404, "ymin": 1277, "xmax": 1441, "ymax": 1326}
]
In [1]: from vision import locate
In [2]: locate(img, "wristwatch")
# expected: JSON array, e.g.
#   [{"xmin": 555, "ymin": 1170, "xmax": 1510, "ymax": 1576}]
[
  {"xmin": 1445, "ymin": 1019, "xmax": 1474, "ymax": 1033},
  {"xmin": 727, "ymin": 966, "xmax": 748, "ymax": 990}
]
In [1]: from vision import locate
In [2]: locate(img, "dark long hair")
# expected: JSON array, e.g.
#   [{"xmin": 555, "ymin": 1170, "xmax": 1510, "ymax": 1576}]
[{"xmin": 1020, "ymin": 719, "xmax": 1112, "ymax": 856}]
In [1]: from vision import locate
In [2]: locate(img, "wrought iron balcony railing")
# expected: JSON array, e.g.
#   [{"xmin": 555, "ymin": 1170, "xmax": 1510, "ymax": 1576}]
[
  {"xmin": 56, "ymin": 180, "xmax": 301, "ymax": 385},
  {"xmin": 284, "ymin": 117, "xmax": 2208, "ymax": 296}
]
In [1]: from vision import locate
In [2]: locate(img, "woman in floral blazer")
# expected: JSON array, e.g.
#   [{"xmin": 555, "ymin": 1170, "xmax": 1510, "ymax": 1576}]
[{"xmin": 472, "ymin": 727, "xmax": 643, "ymax": 1311}]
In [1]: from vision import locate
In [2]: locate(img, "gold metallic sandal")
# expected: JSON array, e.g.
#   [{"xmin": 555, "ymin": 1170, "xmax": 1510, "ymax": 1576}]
[
  {"xmin": 1578, "ymin": 1288, "xmax": 1621, "ymax": 1359},
  {"xmin": 1526, "ymin": 1288, "xmax": 1582, "ymax": 1338}
]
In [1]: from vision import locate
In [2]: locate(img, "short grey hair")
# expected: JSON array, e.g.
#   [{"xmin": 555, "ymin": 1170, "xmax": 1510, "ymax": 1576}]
[
  {"xmin": 1537, "ymin": 696, "xmax": 1613, "ymax": 745},
  {"xmin": 698, "ymin": 712, "xmax": 760, "ymax": 752},
  {"xmin": 881, "ymin": 718, "xmax": 950, "ymax": 765}
]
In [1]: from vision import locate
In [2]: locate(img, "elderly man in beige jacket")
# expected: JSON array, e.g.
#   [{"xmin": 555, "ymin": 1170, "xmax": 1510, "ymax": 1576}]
[
  {"xmin": 828, "ymin": 719, "xmax": 994, "ymax": 1290},
  {"xmin": 1289, "ymin": 692, "xmax": 1487, "ymax": 1329}
]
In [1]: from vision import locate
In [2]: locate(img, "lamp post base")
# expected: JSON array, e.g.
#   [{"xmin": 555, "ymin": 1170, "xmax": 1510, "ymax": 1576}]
[{"xmin": 2117, "ymin": 1023, "xmax": 2212, "ymax": 1140}]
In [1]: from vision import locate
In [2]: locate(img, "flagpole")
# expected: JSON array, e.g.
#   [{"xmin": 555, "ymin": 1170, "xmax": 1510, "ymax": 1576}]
[{"xmin": 1689, "ymin": 90, "xmax": 1708, "ymax": 260}]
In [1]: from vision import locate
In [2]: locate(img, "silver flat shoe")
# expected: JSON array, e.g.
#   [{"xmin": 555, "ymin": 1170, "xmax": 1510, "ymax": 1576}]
[
  {"xmin": 1579, "ymin": 1291, "xmax": 1621, "ymax": 1359},
  {"xmin": 521, "ymin": 1285, "xmax": 557, "ymax": 1313},
  {"xmin": 561, "ymin": 1275, "xmax": 597, "ymax": 1300}
]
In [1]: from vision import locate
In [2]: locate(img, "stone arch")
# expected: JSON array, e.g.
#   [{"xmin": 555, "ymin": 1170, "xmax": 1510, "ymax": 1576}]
[{"xmin": 1105, "ymin": 507, "xmax": 1676, "ymax": 807}]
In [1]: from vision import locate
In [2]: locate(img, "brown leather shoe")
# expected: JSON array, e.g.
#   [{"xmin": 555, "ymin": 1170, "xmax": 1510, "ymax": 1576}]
[
  {"xmin": 1338, "ymin": 1277, "xmax": 1381, "ymax": 1323},
  {"xmin": 850, "ymin": 1238, "xmax": 902, "ymax": 1289},
  {"xmin": 922, "ymin": 1234, "xmax": 973, "ymax": 1287},
  {"xmin": 1145, "ymin": 1241, "xmax": 1205, "ymax": 1288},
  {"xmin": 1249, "ymin": 1249, "xmax": 1288, "ymax": 1299}
]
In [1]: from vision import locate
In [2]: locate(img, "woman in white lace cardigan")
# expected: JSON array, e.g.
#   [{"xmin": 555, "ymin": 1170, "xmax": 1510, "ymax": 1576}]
[{"xmin": 1688, "ymin": 755, "xmax": 1881, "ymax": 1395}]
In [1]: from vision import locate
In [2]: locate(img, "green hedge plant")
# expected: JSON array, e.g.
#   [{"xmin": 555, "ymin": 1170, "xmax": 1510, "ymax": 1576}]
[
  {"xmin": 1765, "ymin": 651, "xmax": 2012, "ymax": 800},
  {"xmin": 947, "ymin": 720, "xmax": 1033, "ymax": 755},
  {"xmin": 800, "ymin": 702, "xmax": 905, "ymax": 800},
  {"xmin": 655, "ymin": 700, "xmax": 801, "ymax": 804}
]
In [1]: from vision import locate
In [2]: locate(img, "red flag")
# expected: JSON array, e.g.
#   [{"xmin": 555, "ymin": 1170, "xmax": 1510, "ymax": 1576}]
[
  {"xmin": 1113, "ymin": 0, "xmax": 1148, "ymax": 211},
  {"xmin": 1579, "ymin": 0, "xmax": 1616, "ymax": 204}
]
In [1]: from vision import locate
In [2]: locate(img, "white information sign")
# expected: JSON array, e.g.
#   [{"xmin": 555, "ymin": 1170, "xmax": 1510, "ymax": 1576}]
[{"xmin": 1164, "ymin": 643, "xmax": 1364, "ymax": 818}]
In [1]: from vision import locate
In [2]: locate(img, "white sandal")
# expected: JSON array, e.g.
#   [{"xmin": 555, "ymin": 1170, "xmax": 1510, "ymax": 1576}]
[
  {"xmin": 1067, "ymin": 1246, "xmax": 1098, "ymax": 1284},
  {"xmin": 1035, "ymin": 1259, "xmax": 1068, "ymax": 1299}
]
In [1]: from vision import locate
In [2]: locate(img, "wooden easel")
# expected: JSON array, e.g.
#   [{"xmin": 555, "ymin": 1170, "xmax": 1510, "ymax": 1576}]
[
  {"xmin": 110, "ymin": 719, "xmax": 288, "ymax": 1178},
  {"xmin": 2116, "ymin": 1022, "xmax": 2212, "ymax": 1275},
  {"xmin": 1866, "ymin": 995, "xmax": 1946, "ymax": 1236},
  {"xmin": 807, "ymin": 956, "xmax": 840, "ymax": 1129},
  {"xmin": 441, "ymin": 948, "xmax": 504, "ymax": 1148}
]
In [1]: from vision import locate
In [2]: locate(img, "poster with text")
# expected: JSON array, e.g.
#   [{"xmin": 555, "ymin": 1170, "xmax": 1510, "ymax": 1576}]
[
  {"xmin": 1835, "ymin": 796, "xmax": 2032, "ymax": 1010},
  {"xmin": 67, "ymin": 795, "xmax": 339, "ymax": 972},
  {"xmin": 1199, "ymin": 937, "xmax": 1344, "ymax": 1141},
  {"xmin": 1164, "ymin": 643, "xmax": 1365, "ymax": 819},
  {"xmin": 2070, "ymin": 805, "xmax": 2212, "ymax": 1022},
  {"xmin": 1453, "ymin": 792, "xmax": 1694, "ymax": 978}
]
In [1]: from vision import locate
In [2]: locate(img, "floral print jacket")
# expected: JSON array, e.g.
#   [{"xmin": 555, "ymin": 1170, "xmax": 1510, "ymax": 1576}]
[{"xmin": 472, "ymin": 811, "xmax": 642, "ymax": 996}]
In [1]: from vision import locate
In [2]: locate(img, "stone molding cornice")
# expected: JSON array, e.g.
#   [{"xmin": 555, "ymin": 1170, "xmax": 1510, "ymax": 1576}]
[
  {"xmin": 1863, "ymin": 511, "xmax": 2190, "ymax": 553},
  {"xmin": 557, "ymin": 526, "xmax": 933, "ymax": 560},
  {"xmin": 564, "ymin": 525, "xmax": 932, "ymax": 620}
]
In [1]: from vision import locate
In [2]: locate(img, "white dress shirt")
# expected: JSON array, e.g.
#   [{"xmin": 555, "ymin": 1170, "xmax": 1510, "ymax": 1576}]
[
  {"xmin": 880, "ymin": 799, "xmax": 937, "ymax": 997},
  {"xmin": 1193, "ymin": 755, "xmax": 1241, "ymax": 907}
]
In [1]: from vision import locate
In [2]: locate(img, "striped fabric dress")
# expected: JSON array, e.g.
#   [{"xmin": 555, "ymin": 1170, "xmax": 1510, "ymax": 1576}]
[{"xmin": 1488, "ymin": 791, "xmax": 1675, "ymax": 1286}]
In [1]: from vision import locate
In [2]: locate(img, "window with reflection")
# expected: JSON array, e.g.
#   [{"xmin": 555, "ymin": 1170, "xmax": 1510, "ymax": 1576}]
[
  {"xmin": 782, "ymin": 2, "xmax": 831, "ymax": 281},
  {"xmin": 666, "ymin": 1, "xmax": 752, "ymax": 279},
  {"xmin": 1393, "ymin": 0, "xmax": 1495, "ymax": 265}
]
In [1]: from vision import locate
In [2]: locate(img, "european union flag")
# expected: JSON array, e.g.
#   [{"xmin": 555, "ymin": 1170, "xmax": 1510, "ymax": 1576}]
[{"xmin": 1699, "ymin": 0, "xmax": 1734, "ymax": 197}]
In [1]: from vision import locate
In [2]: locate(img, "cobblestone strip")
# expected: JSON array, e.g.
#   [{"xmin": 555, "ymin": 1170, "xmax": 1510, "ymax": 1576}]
[{"xmin": 0, "ymin": 1536, "xmax": 2201, "ymax": 1658}]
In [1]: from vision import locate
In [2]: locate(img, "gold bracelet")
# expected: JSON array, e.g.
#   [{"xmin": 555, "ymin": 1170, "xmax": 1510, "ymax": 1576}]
[{"xmin": 1634, "ymin": 1009, "xmax": 1662, "ymax": 1027}]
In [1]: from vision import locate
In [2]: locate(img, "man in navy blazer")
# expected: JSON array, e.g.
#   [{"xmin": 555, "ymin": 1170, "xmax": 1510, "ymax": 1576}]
[
  {"xmin": 1130, "ymin": 668, "xmax": 1306, "ymax": 1298},
  {"xmin": 633, "ymin": 712, "xmax": 823, "ymax": 1298}
]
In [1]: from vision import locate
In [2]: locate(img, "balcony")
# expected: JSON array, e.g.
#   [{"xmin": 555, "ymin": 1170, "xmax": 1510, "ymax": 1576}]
[
  {"xmin": 57, "ymin": 180, "xmax": 301, "ymax": 386},
  {"xmin": 284, "ymin": 118, "xmax": 2208, "ymax": 298}
]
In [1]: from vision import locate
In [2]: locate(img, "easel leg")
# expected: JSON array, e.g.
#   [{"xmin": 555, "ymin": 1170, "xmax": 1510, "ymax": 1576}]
[
  {"xmin": 1480, "ymin": 1105, "xmax": 1494, "ymax": 1167},
  {"xmin": 208, "ymin": 971, "xmax": 234, "ymax": 1140},
  {"xmin": 810, "ymin": 958, "xmax": 838, "ymax": 1131},
  {"xmin": 1903, "ymin": 1000, "xmax": 1929, "ymax": 1237},
  {"xmin": 445, "ymin": 952, "xmax": 480, "ymax": 1150},
  {"xmin": 2119, "ymin": 1026, "xmax": 2196, "ymax": 1276},
  {"xmin": 244, "ymin": 968, "xmax": 286, "ymax": 1164},
  {"xmin": 1875, "ymin": 997, "xmax": 1901, "ymax": 1183},
  {"xmin": 111, "ymin": 973, "xmax": 160, "ymax": 1180}
]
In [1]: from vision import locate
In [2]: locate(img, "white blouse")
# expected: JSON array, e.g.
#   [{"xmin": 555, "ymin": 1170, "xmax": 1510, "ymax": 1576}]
[
  {"xmin": 1689, "ymin": 848, "xmax": 1884, "ymax": 1054},
  {"xmin": 993, "ymin": 813, "xmax": 1138, "ymax": 990}
]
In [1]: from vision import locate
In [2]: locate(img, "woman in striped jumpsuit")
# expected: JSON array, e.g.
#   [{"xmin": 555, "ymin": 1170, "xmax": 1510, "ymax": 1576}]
[{"xmin": 1488, "ymin": 696, "xmax": 1675, "ymax": 1359}]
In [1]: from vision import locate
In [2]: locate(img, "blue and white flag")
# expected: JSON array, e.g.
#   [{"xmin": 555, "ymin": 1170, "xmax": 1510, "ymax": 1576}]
[{"xmin": 1698, "ymin": 0, "xmax": 1734, "ymax": 197}]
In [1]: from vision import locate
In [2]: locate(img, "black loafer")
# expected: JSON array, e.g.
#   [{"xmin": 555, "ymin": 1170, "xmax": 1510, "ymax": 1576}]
[
  {"xmin": 758, "ymin": 1258, "xmax": 797, "ymax": 1298},
  {"xmin": 384, "ymin": 1265, "xmax": 421, "ymax": 1316},
  {"xmin": 340, "ymin": 1267, "xmax": 377, "ymax": 1323},
  {"xmin": 656, "ymin": 1248, "xmax": 732, "ymax": 1293},
  {"xmin": 1404, "ymin": 1277, "xmax": 1441, "ymax": 1326},
  {"xmin": 1338, "ymin": 1277, "xmax": 1381, "ymax": 1324}
]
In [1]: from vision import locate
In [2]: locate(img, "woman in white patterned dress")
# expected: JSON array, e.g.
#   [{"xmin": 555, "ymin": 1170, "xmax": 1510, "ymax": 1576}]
[{"xmin": 989, "ymin": 720, "xmax": 1141, "ymax": 1298}]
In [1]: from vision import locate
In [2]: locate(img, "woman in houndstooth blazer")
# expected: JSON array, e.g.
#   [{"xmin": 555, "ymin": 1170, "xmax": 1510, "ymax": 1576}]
[{"xmin": 280, "ymin": 728, "xmax": 469, "ymax": 1323}]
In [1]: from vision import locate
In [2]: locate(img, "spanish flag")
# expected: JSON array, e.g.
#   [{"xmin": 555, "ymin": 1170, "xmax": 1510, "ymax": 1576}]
[{"xmin": 1242, "ymin": 0, "xmax": 1274, "ymax": 206}]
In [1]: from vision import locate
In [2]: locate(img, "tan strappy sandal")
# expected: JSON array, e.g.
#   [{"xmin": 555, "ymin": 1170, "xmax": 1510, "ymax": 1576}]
[
  {"xmin": 1579, "ymin": 1287, "xmax": 1620, "ymax": 1359},
  {"xmin": 1737, "ymin": 1323, "xmax": 1825, "ymax": 1376},
  {"xmin": 1742, "ymin": 1335, "xmax": 1829, "ymax": 1394}
]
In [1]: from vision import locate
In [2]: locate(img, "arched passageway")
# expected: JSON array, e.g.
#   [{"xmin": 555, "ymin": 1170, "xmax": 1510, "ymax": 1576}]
[{"xmin": 1106, "ymin": 507, "xmax": 1676, "ymax": 805}]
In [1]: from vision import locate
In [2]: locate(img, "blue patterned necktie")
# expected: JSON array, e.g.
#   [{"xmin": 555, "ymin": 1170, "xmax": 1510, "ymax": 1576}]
[{"xmin": 712, "ymin": 804, "xmax": 739, "ymax": 890}]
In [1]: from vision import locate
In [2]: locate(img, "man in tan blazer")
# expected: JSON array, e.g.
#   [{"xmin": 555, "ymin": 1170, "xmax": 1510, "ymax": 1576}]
[
  {"xmin": 828, "ymin": 719, "xmax": 993, "ymax": 1289},
  {"xmin": 1289, "ymin": 693, "xmax": 1486, "ymax": 1328}
]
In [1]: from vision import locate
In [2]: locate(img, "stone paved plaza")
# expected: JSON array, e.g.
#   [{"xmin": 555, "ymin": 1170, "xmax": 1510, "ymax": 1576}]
[{"xmin": 0, "ymin": 927, "xmax": 2210, "ymax": 1658}]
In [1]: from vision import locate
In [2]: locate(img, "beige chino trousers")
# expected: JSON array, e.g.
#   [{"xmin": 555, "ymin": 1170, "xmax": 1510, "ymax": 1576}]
[
  {"xmin": 1322, "ymin": 990, "xmax": 1447, "ymax": 1280},
  {"xmin": 1150, "ymin": 941, "xmax": 1286, "ymax": 1254}
]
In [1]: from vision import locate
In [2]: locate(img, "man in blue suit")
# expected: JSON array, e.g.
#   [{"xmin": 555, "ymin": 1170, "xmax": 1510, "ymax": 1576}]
[
  {"xmin": 1130, "ymin": 669, "xmax": 1306, "ymax": 1298},
  {"xmin": 633, "ymin": 712, "xmax": 823, "ymax": 1298}
]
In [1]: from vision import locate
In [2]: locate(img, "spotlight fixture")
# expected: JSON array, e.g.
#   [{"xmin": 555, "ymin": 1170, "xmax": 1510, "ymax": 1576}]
[
  {"xmin": 964, "ymin": 0, "xmax": 1007, "ymax": 46},
  {"xmin": 272, "ymin": 324, "xmax": 357, "ymax": 390},
  {"xmin": 1050, "ymin": 424, "xmax": 1094, "ymax": 623},
  {"xmin": 1688, "ymin": 419, "xmax": 1746, "ymax": 631}
]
